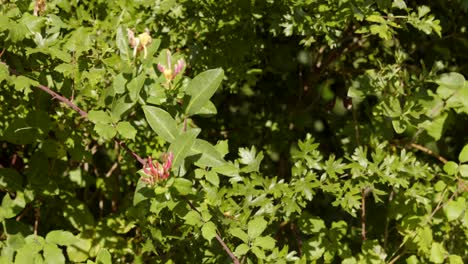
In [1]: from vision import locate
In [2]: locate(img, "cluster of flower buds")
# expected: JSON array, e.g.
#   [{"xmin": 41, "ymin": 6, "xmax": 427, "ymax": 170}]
[
  {"xmin": 141, "ymin": 152, "xmax": 174, "ymax": 185},
  {"xmin": 127, "ymin": 28, "xmax": 152, "ymax": 58},
  {"xmin": 157, "ymin": 50, "xmax": 185, "ymax": 82}
]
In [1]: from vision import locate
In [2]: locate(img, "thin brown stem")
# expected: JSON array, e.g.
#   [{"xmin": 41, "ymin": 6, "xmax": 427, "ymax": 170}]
[
  {"xmin": 361, "ymin": 188, "xmax": 367, "ymax": 241},
  {"xmin": 408, "ymin": 143, "xmax": 448, "ymax": 164},
  {"xmin": 184, "ymin": 197, "xmax": 240, "ymax": 264}
]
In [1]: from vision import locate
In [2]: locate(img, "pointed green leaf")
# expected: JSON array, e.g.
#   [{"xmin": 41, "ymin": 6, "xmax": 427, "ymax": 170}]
[
  {"xmin": 96, "ymin": 249, "xmax": 112, "ymax": 264},
  {"xmin": 253, "ymin": 236, "xmax": 276, "ymax": 250},
  {"xmin": 168, "ymin": 129, "xmax": 199, "ymax": 168},
  {"xmin": 127, "ymin": 73, "xmax": 146, "ymax": 102},
  {"xmin": 185, "ymin": 68, "xmax": 224, "ymax": 116},
  {"xmin": 201, "ymin": 221, "xmax": 217, "ymax": 241},
  {"xmin": 458, "ymin": 144, "xmax": 468, "ymax": 163},
  {"xmin": 190, "ymin": 139, "xmax": 226, "ymax": 167},
  {"xmin": 116, "ymin": 26, "xmax": 130, "ymax": 61},
  {"xmin": 113, "ymin": 73, "xmax": 127, "ymax": 94},
  {"xmin": 142, "ymin": 105, "xmax": 178, "ymax": 143},
  {"xmin": 205, "ymin": 171, "xmax": 219, "ymax": 187},
  {"xmin": 230, "ymin": 228, "xmax": 249, "ymax": 243},
  {"xmin": 111, "ymin": 94, "xmax": 135, "ymax": 120},
  {"xmin": 173, "ymin": 178, "xmax": 193, "ymax": 195}
]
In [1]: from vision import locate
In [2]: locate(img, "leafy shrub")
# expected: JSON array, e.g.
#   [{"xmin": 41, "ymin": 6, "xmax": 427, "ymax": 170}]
[{"xmin": 0, "ymin": 0, "xmax": 467, "ymax": 263}]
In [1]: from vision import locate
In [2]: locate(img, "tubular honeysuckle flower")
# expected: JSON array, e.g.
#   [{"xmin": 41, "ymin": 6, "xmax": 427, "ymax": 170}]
[
  {"xmin": 127, "ymin": 28, "xmax": 152, "ymax": 59},
  {"xmin": 157, "ymin": 50, "xmax": 186, "ymax": 82},
  {"xmin": 141, "ymin": 152, "xmax": 174, "ymax": 185}
]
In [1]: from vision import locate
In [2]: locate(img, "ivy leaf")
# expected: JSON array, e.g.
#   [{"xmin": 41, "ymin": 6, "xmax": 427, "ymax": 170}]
[
  {"xmin": 201, "ymin": 221, "xmax": 217, "ymax": 241},
  {"xmin": 184, "ymin": 69, "xmax": 224, "ymax": 116},
  {"xmin": 248, "ymin": 217, "xmax": 267, "ymax": 238},
  {"xmin": 142, "ymin": 105, "xmax": 178, "ymax": 143}
]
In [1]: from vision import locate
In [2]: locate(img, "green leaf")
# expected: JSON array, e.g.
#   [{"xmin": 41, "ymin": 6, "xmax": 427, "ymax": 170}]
[
  {"xmin": 94, "ymin": 123, "xmax": 117, "ymax": 140},
  {"xmin": 45, "ymin": 230, "xmax": 79, "ymax": 246},
  {"xmin": 205, "ymin": 171, "xmax": 219, "ymax": 187},
  {"xmin": 0, "ymin": 63, "xmax": 10, "ymax": 82},
  {"xmin": 230, "ymin": 228, "xmax": 249, "ymax": 243},
  {"xmin": 436, "ymin": 72, "xmax": 465, "ymax": 90},
  {"xmin": 43, "ymin": 243, "xmax": 65, "ymax": 264},
  {"xmin": 190, "ymin": 139, "xmax": 226, "ymax": 167},
  {"xmin": 201, "ymin": 221, "xmax": 217, "ymax": 241},
  {"xmin": 116, "ymin": 26, "xmax": 130, "ymax": 61},
  {"xmin": 116, "ymin": 122, "xmax": 137, "ymax": 139},
  {"xmin": 443, "ymin": 161, "xmax": 458, "ymax": 175},
  {"xmin": 430, "ymin": 242, "xmax": 447, "ymax": 263},
  {"xmin": 173, "ymin": 178, "xmax": 193, "ymax": 195},
  {"xmin": 113, "ymin": 73, "xmax": 127, "ymax": 94},
  {"xmin": 443, "ymin": 197, "xmax": 466, "ymax": 221},
  {"xmin": 253, "ymin": 236, "xmax": 276, "ymax": 250},
  {"xmin": 251, "ymin": 246, "xmax": 266, "ymax": 259},
  {"xmin": 96, "ymin": 249, "xmax": 112, "ymax": 264},
  {"xmin": 184, "ymin": 68, "xmax": 224, "ymax": 116},
  {"xmin": 142, "ymin": 105, "xmax": 178, "ymax": 143},
  {"xmin": 0, "ymin": 192, "xmax": 26, "ymax": 221},
  {"xmin": 448, "ymin": 255, "xmax": 464, "ymax": 264},
  {"xmin": 133, "ymin": 178, "xmax": 154, "ymax": 206},
  {"xmin": 168, "ymin": 129, "xmax": 200, "ymax": 169},
  {"xmin": 127, "ymin": 73, "xmax": 146, "ymax": 102},
  {"xmin": 88, "ymin": 110, "xmax": 113, "ymax": 124},
  {"xmin": 459, "ymin": 164, "xmax": 468, "ymax": 177},
  {"xmin": 234, "ymin": 243, "xmax": 250, "ymax": 256},
  {"xmin": 183, "ymin": 210, "xmax": 203, "ymax": 226},
  {"xmin": 66, "ymin": 236, "xmax": 92, "ymax": 263},
  {"xmin": 193, "ymin": 100, "xmax": 217, "ymax": 116},
  {"xmin": 458, "ymin": 144, "xmax": 468, "ymax": 163},
  {"xmin": 248, "ymin": 217, "xmax": 267, "ymax": 238},
  {"xmin": 0, "ymin": 168, "xmax": 23, "ymax": 192},
  {"xmin": 111, "ymin": 94, "xmax": 135, "ymax": 120}
]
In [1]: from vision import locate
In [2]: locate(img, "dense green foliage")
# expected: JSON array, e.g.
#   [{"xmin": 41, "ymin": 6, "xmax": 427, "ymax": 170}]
[{"xmin": 1, "ymin": 0, "xmax": 467, "ymax": 263}]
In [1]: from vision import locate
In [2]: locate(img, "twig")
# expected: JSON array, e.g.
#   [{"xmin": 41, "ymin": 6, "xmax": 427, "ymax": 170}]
[
  {"xmin": 408, "ymin": 143, "xmax": 448, "ymax": 164},
  {"xmin": 361, "ymin": 188, "xmax": 367, "ymax": 241},
  {"xmin": 34, "ymin": 207, "xmax": 40, "ymax": 237},
  {"xmin": 36, "ymin": 84, "xmax": 88, "ymax": 118},
  {"xmin": 184, "ymin": 198, "xmax": 240, "ymax": 264}
]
